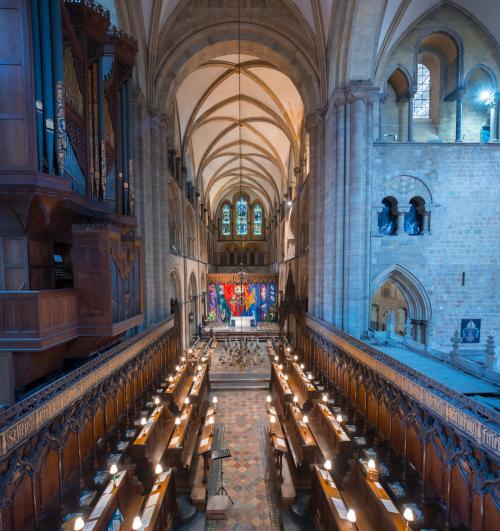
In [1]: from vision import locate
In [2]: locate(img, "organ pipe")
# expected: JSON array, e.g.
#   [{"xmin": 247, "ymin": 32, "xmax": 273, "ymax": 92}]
[
  {"xmin": 30, "ymin": 0, "xmax": 44, "ymax": 172},
  {"xmin": 49, "ymin": 0, "xmax": 65, "ymax": 176}
]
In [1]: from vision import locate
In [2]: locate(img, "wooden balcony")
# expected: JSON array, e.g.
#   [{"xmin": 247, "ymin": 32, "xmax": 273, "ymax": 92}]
[{"xmin": 0, "ymin": 290, "xmax": 79, "ymax": 351}]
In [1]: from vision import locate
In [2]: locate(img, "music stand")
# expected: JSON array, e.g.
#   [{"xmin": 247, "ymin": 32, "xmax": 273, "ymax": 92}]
[{"xmin": 212, "ymin": 449, "xmax": 233, "ymax": 504}]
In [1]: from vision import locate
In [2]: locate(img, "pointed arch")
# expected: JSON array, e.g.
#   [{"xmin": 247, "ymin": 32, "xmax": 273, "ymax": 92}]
[{"xmin": 371, "ymin": 264, "xmax": 431, "ymax": 322}]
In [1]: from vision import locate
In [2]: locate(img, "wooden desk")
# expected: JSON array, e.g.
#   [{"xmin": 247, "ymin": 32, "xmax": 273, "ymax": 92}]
[
  {"xmin": 163, "ymin": 364, "xmax": 194, "ymax": 413},
  {"xmin": 82, "ymin": 469, "xmax": 142, "ymax": 531},
  {"xmin": 132, "ymin": 406, "xmax": 173, "ymax": 470},
  {"xmin": 198, "ymin": 415, "xmax": 215, "ymax": 483},
  {"xmin": 356, "ymin": 462, "xmax": 406, "ymax": 531},
  {"xmin": 165, "ymin": 404, "xmax": 198, "ymax": 492},
  {"xmin": 189, "ymin": 363, "xmax": 208, "ymax": 406},
  {"xmin": 141, "ymin": 469, "xmax": 176, "ymax": 531},
  {"xmin": 315, "ymin": 403, "xmax": 351, "ymax": 451},
  {"xmin": 271, "ymin": 363, "xmax": 293, "ymax": 413},
  {"xmin": 310, "ymin": 465, "xmax": 352, "ymax": 531},
  {"xmin": 287, "ymin": 362, "xmax": 318, "ymax": 407},
  {"xmin": 288, "ymin": 404, "xmax": 315, "ymax": 447}
]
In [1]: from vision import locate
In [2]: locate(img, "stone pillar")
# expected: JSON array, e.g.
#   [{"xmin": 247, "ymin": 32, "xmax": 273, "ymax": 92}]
[
  {"xmin": 344, "ymin": 82, "xmax": 378, "ymax": 336},
  {"xmin": 455, "ymin": 89, "xmax": 464, "ymax": 143},
  {"xmin": 159, "ymin": 114, "xmax": 169, "ymax": 319},
  {"xmin": 306, "ymin": 109, "xmax": 326, "ymax": 318},
  {"xmin": 377, "ymin": 93, "xmax": 386, "ymax": 141},
  {"xmin": 489, "ymin": 93, "xmax": 500, "ymax": 142},
  {"xmin": 407, "ymin": 89, "xmax": 415, "ymax": 142}
]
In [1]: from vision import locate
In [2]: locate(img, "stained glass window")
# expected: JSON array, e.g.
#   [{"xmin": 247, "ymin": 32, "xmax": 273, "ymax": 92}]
[
  {"xmin": 413, "ymin": 63, "xmax": 430, "ymax": 119},
  {"xmin": 222, "ymin": 204, "xmax": 231, "ymax": 236},
  {"xmin": 236, "ymin": 197, "xmax": 248, "ymax": 236},
  {"xmin": 253, "ymin": 204, "xmax": 263, "ymax": 236}
]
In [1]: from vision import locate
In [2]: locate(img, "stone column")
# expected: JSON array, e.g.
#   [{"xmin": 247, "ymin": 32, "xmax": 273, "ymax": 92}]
[
  {"xmin": 377, "ymin": 93, "xmax": 386, "ymax": 141},
  {"xmin": 306, "ymin": 109, "xmax": 326, "ymax": 318},
  {"xmin": 407, "ymin": 89, "xmax": 415, "ymax": 142},
  {"xmin": 344, "ymin": 82, "xmax": 378, "ymax": 336},
  {"xmin": 159, "ymin": 114, "xmax": 169, "ymax": 319},
  {"xmin": 490, "ymin": 93, "xmax": 500, "ymax": 142},
  {"xmin": 455, "ymin": 88, "xmax": 464, "ymax": 143}
]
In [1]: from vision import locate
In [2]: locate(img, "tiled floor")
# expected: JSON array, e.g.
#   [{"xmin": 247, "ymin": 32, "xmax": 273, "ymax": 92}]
[{"xmin": 208, "ymin": 390, "xmax": 280, "ymax": 530}]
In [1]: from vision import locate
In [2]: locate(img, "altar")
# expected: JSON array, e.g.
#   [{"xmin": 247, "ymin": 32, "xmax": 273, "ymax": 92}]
[{"xmin": 229, "ymin": 316, "xmax": 256, "ymax": 328}]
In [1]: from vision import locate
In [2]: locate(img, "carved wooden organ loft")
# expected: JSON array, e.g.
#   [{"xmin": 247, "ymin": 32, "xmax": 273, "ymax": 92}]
[{"xmin": 0, "ymin": 0, "xmax": 142, "ymax": 404}]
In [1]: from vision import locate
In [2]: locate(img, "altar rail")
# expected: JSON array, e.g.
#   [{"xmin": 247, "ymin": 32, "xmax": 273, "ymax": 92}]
[
  {"xmin": 304, "ymin": 314, "xmax": 500, "ymax": 460},
  {"xmin": 0, "ymin": 317, "xmax": 175, "ymax": 458}
]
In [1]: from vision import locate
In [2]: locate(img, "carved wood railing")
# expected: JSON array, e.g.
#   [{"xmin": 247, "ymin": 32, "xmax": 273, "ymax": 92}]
[
  {"xmin": 0, "ymin": 317, "xmax": 175, "ymax": 458},
  {"xmin": 305, "ymin": 314, "xmax": 500, "ymax": 460}
]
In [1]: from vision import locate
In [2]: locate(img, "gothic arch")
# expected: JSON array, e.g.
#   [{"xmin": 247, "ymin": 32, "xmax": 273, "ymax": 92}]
[{"xmin": 371, "ymin": 264, "xmax": 432, "ymax": 322}]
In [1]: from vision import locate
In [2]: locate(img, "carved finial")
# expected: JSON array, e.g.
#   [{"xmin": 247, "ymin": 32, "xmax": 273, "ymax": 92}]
[
  {"xmin": 485, "ymin": 335, "xmax": 496, "ymax": 370},
  {"xmin": 450, "ymin": 330, "xmax": 461, "ymax": 357}
]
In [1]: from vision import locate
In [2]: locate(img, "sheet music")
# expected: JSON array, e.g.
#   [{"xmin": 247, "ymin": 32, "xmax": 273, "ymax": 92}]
[
  {"xmin": 374, "ymin": 481, "xmax": 383, "ymax": 489},
  {"xmin": 200, "ymin": 437, "xmax": 209, "ymax": 447},
  {"xmin": 170, "ymin": 435, "xmax": 180, "ymax": 447},
  {"xmin": 90, "ymin": 493, "xmax": 111, "ymax": 518},
  {"xmin": 381, "ymin": 498, "xmax": 399, "ymax": 513},
  {"xmin": 275, "ymin": 436, "xmax": 286, "ymax": 446},
  {"xmin": 331, "ymin": 497, "xmax": 347, "ymax": 519},
  {"xmin": 146, "ymin": 492, "xmax": 160, "ymax": 507},
  {"xmin": 141, "ymin": 505, "xmax": 155, "ymax": 526}
]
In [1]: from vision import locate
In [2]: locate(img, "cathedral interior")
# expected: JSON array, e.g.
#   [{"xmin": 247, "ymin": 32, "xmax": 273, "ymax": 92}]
[{"xmin": 1, "ymin": 0, "xmax": 500, "ymax": 529}]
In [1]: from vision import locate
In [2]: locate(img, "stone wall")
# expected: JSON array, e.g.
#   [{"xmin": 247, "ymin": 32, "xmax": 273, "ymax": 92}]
[{"xmin": 371, "ymin": 142, "xmax": 500, "ymax": 348}]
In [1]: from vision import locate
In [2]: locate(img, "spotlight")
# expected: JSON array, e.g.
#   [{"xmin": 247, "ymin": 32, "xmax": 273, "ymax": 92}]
[{"xmin": 479, "ymin": 89, "xmax": 493, "ymax": 103}]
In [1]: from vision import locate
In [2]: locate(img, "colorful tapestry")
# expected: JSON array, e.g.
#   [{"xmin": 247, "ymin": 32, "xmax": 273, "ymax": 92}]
[{"xmin": 207, "ymin": 280, "xmax": 277, "ymax": 323}]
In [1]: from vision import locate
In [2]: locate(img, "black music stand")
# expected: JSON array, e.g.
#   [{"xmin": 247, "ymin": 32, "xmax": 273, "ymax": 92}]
[{"xmin": 212, "ymin": 449, "xmax": 233, "ymax": 504}]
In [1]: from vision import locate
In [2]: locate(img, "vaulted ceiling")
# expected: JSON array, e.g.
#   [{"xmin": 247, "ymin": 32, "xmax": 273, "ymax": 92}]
[
  {"xmin": 176, "ymin": 54, "xmax": 304, "ymax": 215},
  {"xmin": 115, "ymin": 0, "xmax": 500, "ymax": 215}
]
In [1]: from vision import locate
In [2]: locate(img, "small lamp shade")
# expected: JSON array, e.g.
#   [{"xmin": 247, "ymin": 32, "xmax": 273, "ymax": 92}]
[
  {"xmin": 278, "ymin": 364, "xmax": 283, "ymax": 371},
  {"xmin": 274, "ymin": 355, "xmax": 279, "ymax": 362},
  {"xmin": 367, "ymin": 459, "xmax": 376, "ymax": 470},
  {"xmin": 181, "ymin": 356, "xmax": 186, "ymax": 362},
  {"xmin": 175, "ymin": 417, "xmax": 181, "ymax": 426},
  {"xmin": 74, "ymin": 517, "xmax": 85, "ymax": 531},
  {"xmin": 266, "ymin": 395, "xmax": 272, "ymax": 403},
  {"xmin": 322, "ymin": 394, "xmax": 328, "ymax": 403},
  {"xmin": 175, "ymin": 365, "xmax": 180, "ymax": 371},
  {"xmin": 284, "ymin": 375, "xmax": 289, "ymax": 381},
  {"xmin": 168, "ymin": 376, "xmax": 173, "ymax": 382},
  {"xmin": 140, "ymin": 417, "xmax": 147, "ymax": 426},
  {"xmin": 300, "ymin": 363, "xmax": 305, "ymax": 370},
  {"xmin": 154, "ymin": 397, "xmax": 160, "ymax": 405},
  {"xmin": 302, "ymin": 415, "xmax": 308, "ymax": 423},
  {"xmin": 293, "ymin": 395, "xmax": 298, "ymax": 404},
  {"xmin": 155, "ymin": 463, "xmax": 163, "ymax": 475},
  {"xmin": 294, "ymin": 355, "xmax": 298, "ymax": 361},
  {"xmin": 132, "ymin": 516, "xmax": 142, "ymax": 530},
  {"xmin": 197, "ymin": 365, "xmax": 202, "ymax": 371},
  {"xmin": 270, "ymin": 415, "xmax": 276, "ymax": 424},
  {"xmin": 212, "ymin": 396, "xmax": 218, "ymax": 404},
  {"xmin": 287, "ymin": 347, "xmax": 291, "ymax": 352},
  {"xmin": 184, "ymin": 397, "xmax": 190, "ymax": 405},
  {"xmin": 324, "ymin": 459, "xmax": 332, "ymax": 471},
  {"xmin": 188, "ymin": 348, "xmax": 193, "ymax": 354},
  {"xmin": 109, "ymin": 464, "xmax": 118, "ymax": 475},
  {"xmin": 208, "ymin": 416, "xmax": 214, "ymax": 425},
  {"xmin": 336, "ymin": 414, "xmax": 343, "ymax": 423},
  {"xmin": 347, "ymin": 509, "xmax": 356, "ymax": 523},
  {"xmin": 403, "ymin": 508, "xmax": 414, "ymax": 522}
]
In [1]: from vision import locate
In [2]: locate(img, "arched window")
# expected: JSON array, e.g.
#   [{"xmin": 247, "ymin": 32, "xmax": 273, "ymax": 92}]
[
  {"xmin": 221, "ymin": 204, "xmax": 231, "ymax": 236},
  {"xmin": 413, "ymin": 64, "xmax": 430, "ymax": 119},
  {"xmin": 253, "ymin": 203, "xmax": 263, "ymax": 236},
  {"xmin": 236, "ymin": 197, "xmax": 248, "ymax": 236}
]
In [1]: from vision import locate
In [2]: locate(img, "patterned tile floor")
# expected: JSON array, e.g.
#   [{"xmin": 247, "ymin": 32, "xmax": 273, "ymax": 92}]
[{"xmin": 208, "ymin": 390, "xmax": 280, "ymax": 530}]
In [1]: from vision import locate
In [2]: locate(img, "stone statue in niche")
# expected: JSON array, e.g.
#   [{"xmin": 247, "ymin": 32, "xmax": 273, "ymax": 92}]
[
  {"xmin": 385, "ymin": 310, "xmax": 395, "ymax": 339},
  {"xmin": 404, "ymin": 199, "xmax": 424, "ymax": 235}
]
